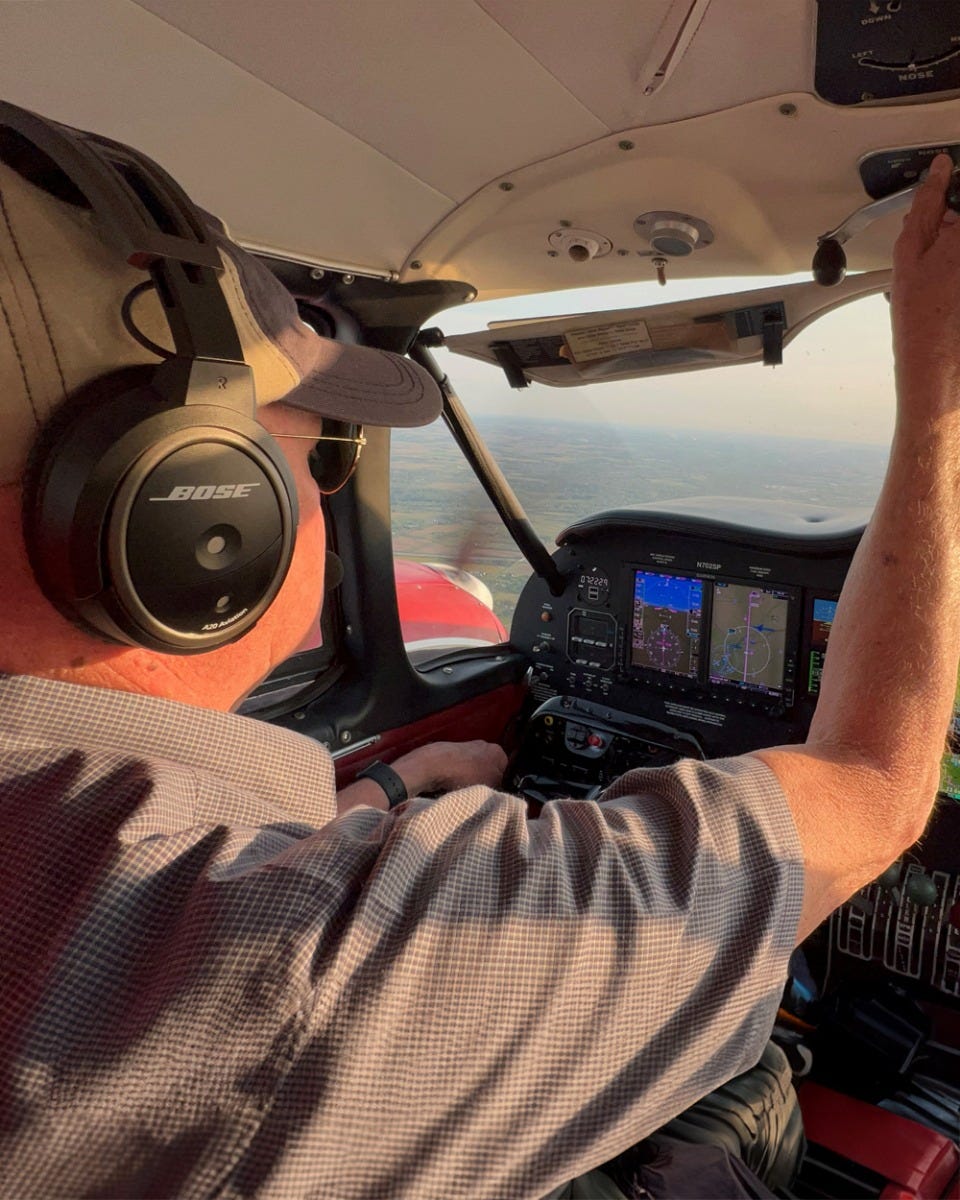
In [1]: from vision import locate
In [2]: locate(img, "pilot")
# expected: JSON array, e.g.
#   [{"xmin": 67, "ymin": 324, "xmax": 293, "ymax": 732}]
[{"xmin": 0, "ymin": 104, "xmax": 956, "ymax": 1200}]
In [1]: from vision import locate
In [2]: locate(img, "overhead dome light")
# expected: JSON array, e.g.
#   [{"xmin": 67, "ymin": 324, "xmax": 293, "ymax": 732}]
[
  {"xmin": 635, "ymin": 211, "xmax": 715, "ymax": 258},
  {"xmin": 649, "ymin": 218, "xmax": 701, "ymax": 256}
]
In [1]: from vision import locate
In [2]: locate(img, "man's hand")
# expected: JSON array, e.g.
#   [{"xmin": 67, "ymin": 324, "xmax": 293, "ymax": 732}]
[
  {"xmin": 337, "ymin": 740, "xmax": 508, "ymax": 813},
  {"xmin": 391, "ymin": 740, "xmax": 508, "ymax": 795},
  {"xmin": 892, "ymin": 153, "xmax": 960, "ymax": 414}
]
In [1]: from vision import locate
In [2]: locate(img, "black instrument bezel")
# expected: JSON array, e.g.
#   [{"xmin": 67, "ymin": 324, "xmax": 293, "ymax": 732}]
[{"xmin": 619, "ymin": 563, "xmax": 802, "ymax": 710}]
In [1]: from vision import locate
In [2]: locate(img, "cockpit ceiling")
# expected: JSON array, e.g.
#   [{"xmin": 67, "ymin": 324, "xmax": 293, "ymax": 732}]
[{"xmin": 2, "ymin": 1, "xmax": 960, "ymax": 297}]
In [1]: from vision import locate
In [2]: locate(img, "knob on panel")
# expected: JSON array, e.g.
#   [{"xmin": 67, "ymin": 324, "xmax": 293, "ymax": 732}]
[
  {"xmin": 905, "ymin": 872, "xmax": 939, "ymax": 908},
  {"xmin": 877, "ymin": 861, "xmax": 902, "ymax": 890}
]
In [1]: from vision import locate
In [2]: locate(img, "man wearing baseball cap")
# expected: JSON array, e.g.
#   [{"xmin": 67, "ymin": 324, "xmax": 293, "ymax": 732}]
[{"xmin": 0, "ymin": 102, "xmax": 956, "ymax": 1200}]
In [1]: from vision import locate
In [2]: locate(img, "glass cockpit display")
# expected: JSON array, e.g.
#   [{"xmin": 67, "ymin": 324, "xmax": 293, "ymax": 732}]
[
  {"xmin": 807, "ymin": 597, "xmax": 838, "ymax": 695},
  {"xmin": 941, "ymin": 666, "xmax": 960, "ymax": 801},
  {"xmin": 630, "ymin": 570, "xmax": 703, "ymax": 678},
  {"xmin": 709, "ymin": 582, "xmax": 790, "ymax": 696}
]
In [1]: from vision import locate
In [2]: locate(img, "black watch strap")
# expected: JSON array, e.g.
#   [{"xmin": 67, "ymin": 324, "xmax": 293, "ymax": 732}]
[{"xmin": 355, "ymin": 760, "xmax": 408, "ymax": 809}]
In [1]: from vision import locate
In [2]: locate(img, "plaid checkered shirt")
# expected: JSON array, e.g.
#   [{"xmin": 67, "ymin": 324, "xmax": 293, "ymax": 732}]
[{"xmin": 0, "ymin": 673, "xmax": 803, "ymax": 1199}]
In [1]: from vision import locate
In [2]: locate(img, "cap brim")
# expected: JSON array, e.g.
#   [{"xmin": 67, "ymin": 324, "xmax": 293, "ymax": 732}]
[
  {"xmin": 215, "ymin": 228, "xmax": 443, "ymax": 427},
  {"xmin": 279, "ymin": 338, "xmax": 443, "ymax": 428}
]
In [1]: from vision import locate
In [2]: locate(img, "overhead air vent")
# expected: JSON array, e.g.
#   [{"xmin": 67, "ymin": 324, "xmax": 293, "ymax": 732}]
[{"xmin": 547, "ymin": 227, "xmax": 613, "ymax": 263}]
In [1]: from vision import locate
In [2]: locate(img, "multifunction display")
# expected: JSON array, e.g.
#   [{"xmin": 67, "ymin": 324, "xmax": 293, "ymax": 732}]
[
  {"xmin": 709, "ymin": 582, "xmax": 790, "ymax": 697},
  {"xmin": 630, "ymin": 570, "xmax": 703, "ymax": 678}
]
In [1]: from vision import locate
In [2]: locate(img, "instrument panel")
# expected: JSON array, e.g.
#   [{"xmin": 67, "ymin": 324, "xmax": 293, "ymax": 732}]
[
  {"xmin": 507, "ymin": 499, "xmax": 864, "ymax": 793},
  {"xmin": 507, "ymin": 498, "xmax": 960, "ymax": 1015}
]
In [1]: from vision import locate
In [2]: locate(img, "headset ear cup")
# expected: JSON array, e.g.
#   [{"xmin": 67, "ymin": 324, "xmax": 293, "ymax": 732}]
[
  {"xmin": 23, "ymin": 368, "xmax": 298, "ymax": 654},
  {"xmin": 21, "ymin": 367, "xmax": 156, "ymax": 638},
  {"xmin": 22, "ymin": 366, "xmax": 155, "ymax": 502}
]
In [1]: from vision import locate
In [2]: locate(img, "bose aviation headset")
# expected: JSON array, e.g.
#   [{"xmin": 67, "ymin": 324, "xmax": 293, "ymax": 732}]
[{"xmin": 1, "ymin": 102, "xmax": 299, "ymax": 654}]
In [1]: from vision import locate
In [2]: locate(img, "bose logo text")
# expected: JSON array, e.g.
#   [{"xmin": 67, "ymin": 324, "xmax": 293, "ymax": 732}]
[{"xmin": 149, "ymin": 483, "xmax": 262, "ymax": 502}]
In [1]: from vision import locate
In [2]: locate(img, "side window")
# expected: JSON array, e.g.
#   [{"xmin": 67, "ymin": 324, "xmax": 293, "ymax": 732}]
[{"xmin": 391, "ymin": 421, "xmax": 511, "ymax": 665}]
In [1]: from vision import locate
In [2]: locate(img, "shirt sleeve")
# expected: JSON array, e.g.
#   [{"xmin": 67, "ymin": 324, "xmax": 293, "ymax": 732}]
[{"xmin": 233, "ymin": 754, "xmax": 804, "ymax": 1200}]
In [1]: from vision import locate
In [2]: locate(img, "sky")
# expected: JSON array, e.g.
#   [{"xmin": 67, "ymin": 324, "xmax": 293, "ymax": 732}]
[{"xmin": 430, "ymin": 273, "xmax": 897, "ymax": 446}]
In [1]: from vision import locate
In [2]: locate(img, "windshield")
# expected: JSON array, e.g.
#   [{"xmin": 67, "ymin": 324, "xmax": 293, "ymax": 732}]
[{"xmin": 392, "ymin": 275, "xmax": 894, "ymax": 632}]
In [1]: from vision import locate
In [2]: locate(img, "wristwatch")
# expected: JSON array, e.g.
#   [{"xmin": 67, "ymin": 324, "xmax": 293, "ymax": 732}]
[{"xmin": 355, "ymin": 760, "xmax": 408, "ymax": 809}]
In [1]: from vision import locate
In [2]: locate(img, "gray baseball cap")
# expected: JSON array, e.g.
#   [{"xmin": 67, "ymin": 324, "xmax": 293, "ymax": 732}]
[{"xmin": 0, "ymin": 103, "xmax": 442, "ymax": 487}]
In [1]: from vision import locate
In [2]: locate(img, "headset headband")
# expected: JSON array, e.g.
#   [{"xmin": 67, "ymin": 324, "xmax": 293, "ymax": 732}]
[{"xmin": 0, "ymin": 102, "xmax": 252, "ymax": 390}]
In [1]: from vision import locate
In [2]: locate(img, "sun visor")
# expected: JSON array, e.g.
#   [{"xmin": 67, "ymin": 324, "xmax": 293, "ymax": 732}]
[{"xmin": 443, "ymin": 272, "xmax": 891, "ymax": 389}]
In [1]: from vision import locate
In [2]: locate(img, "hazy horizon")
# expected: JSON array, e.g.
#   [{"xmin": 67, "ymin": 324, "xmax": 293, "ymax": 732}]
[{"xmin": 392, "ymin": 418, "xmax": 886, "ymax": 622}]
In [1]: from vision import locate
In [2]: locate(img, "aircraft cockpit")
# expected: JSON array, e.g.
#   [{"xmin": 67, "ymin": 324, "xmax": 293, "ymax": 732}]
[{"xmin": 7, "ymin": 0, "xmax": 960, "ymax": 1194}]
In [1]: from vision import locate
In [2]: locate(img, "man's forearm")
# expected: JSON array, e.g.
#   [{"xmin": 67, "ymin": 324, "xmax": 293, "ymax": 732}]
[
  {"xmin": 757, "ymin": 414, "xmax": 960, "ymax": 937},
  {"xmin": 808, "ymin": 414, "xmax": 960, "ymax": 818},
  {"xmin": 757, "ymin": 156, "xmax": 960, "ymax": 937}
]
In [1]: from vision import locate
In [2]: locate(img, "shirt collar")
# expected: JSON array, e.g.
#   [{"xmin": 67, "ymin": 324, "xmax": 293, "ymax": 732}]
[{"xmin": 0, "ymin": 672, "xmax": 336, "ymax": 827}]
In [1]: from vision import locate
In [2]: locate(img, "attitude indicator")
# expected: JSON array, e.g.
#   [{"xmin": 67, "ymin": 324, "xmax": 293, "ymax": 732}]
[{"xmin": 630, "ymin": 570, "xmax": 703, "ymax": 678}]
